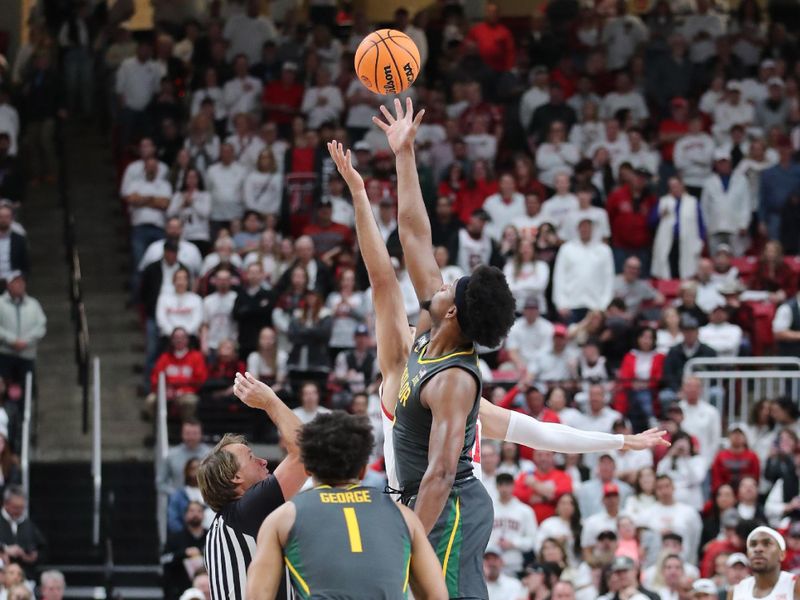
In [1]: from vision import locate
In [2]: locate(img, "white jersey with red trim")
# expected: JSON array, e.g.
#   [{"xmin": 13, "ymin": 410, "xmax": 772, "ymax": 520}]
[
  {"xmin": 381, "ymin": 402, "xmax": 482, "ymax": 494},
  {"xmin": 732, "ymin": 572, "xmax": 796, "ymax": 600}
]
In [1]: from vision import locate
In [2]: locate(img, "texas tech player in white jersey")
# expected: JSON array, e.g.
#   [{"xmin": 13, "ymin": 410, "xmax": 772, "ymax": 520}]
[
  {"xmin": 730, "ymin": 526, "xmax": 800, "ymax": 600},
  {"xmin": 732, "ymin": 572, "xmax": 796, "ymax": 599}
]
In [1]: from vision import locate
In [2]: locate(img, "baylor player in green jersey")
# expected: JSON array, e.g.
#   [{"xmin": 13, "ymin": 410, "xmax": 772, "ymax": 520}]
[
  {"xmin": 373, "ymin": 98, "xmax": 517, "ymax": 599},
  {"xmin": 247, "ymin": 411, "xmax": 448, "ymax": 600}
]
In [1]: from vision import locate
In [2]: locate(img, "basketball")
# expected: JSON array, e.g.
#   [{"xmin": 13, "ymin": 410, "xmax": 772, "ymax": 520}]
[{"xmin": 354, "ymin": 29, "xmax": 421, "ymax": 95}]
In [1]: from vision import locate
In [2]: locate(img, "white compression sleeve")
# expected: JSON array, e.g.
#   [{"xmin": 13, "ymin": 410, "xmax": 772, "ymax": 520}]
[{"xmin": 505, "ymin": 411, "xmax": 625, "ymax": 454}]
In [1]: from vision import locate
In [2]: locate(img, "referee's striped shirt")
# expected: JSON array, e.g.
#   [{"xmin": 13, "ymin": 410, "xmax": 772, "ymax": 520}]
[{"xmin": 204, "ymin": 476, "xmax": 295, "ymax": 600}]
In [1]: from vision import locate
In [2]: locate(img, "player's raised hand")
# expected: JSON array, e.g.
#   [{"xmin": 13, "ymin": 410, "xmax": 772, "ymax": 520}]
[
  {"xmin": 372, "ymin": 97, "xmax": 424, "ymax": 155},
  {"xmin": 326, "ymin": 141, "xmax": 365, "ymax": 193},
  {"xmin": 233, "ymin": 372, "xmax": 279, "ymax": 410},
  {"xmin": 621, "ymin": 427, "xmax": 671, "ymax": 451}
]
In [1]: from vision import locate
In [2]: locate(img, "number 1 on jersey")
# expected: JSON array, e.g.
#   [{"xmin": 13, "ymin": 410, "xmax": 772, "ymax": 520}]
[{"xmin": 342, "ymin": 507, "xmax": 363, "ymax": 553}]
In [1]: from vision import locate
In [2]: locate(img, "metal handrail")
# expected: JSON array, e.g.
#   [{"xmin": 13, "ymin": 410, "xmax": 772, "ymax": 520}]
[
  {"xmin": 92, "ymin": 356, "xmax": 102, "ymax": 547},
  {"xmin": 155, "ymin": 372, "xmax": 169, "ymax": 545},
  {"xmin": 684, "ymin": 356, "xmax": 800, "ymax": 374},
  {"xmin": 21, "ymin": 371, "xmax": 32, "ymax": 499}
]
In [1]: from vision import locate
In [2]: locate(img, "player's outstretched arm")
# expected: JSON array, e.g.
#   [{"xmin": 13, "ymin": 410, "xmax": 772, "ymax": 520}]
[
  {"xmin": 247, "ymin": 503, "xmax": 295, "ymax": 600},
  {"xmin": 398, "ymin": 504, "xmax": 449, "ymax": 600},
  {"xmin": 233, "ymin": 372, "xmax": 307, "ymax": 499},
  {"xmin": 373, "ymin": 98, "xmax": 442, "ymax": 321},
  {"xmin": 326, "ymin": 141, "xmax": 412, "ymax": 377},
  {"xmin": 415, "ymin": 369, "xmax": 477, "ymax": 534},
  {"xmin": 479, "ymin": 399, "xmax": 671, "ymax": 453}
]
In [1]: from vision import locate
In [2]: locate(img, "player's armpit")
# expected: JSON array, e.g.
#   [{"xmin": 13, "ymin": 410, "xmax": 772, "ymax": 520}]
[
  {"xmin": 478, "ymin": 398, "xmax": 511, "ymax": 440},
  {"xmin": 247, "ymin": 504, "xmax": 294, "ymax": 600},
  {"xmin": 398, "ymin": 504, "xmax": 448, "ymax": 600},
  {"xmin": 415, "ymin": 369, "xmax": 477, "ymax": 534}
]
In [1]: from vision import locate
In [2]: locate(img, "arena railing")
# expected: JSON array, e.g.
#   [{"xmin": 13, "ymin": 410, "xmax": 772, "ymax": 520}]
[
  {"xmin": 155, "ymin": 372, "xmax": 169, "ymax": 546},
  {"xmin": 21, "ymin": 371, "xmax": 32, "ymax": 499},
  {"xmin": 684, "ymin": 356, "xmax": 800, "ymax": 430},
  {"xmin": 92, "ymin": 356, "xmax": 102, "ymax": 547}
]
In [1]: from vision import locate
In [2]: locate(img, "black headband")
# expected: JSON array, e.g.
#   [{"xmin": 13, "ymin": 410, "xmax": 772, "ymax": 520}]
[{"xmin": 454, "ymin": 276, "xmax": 471, "ymax": 332}]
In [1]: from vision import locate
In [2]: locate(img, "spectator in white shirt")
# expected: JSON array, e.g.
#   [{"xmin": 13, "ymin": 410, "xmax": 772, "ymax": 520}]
[
  {"xmin": 601, "ymin": 4, "xmax": 649, "ymax": 70},
  {"xmin": 222, "ymin": 0, "xmax": 278, "ymax": 64},
  {"xmin": 124, "ymin": 157, "xmax": 172, "ymax": 273},
  {"xmin": 680, "ymin": 0, "xmax": 725, "ymax": 64},
  {"xmin": 589, "ymin": 119, "xmax": 630, "ymax": 168},
  {"xmin": 483, "ymin": 173, "xmax": 526, "ymax": 241},
  {"xmin": 505, "ymin": 298, "xmax": 554, "ymax": 373},
  {"xmin": 553, "ymin": 219, "xmax": 615, "ymax": 322},
  {"xmin": 579, "ymin": 385, "xmax": 624, "ymax": 437},
  {"xmin": 222, "ymin": 55, "xmax": 262, "ymax": 130},
  {"xmin": 651, "ymin": 177, "xmax": 706, "ymax": 280},
  {"xmin": 484, "ymin": 547, "xmax": 526, "ymax": 600},
  {"xmin": 601, "ymin": 72, "xmax": 649, "ymax": 124},
  {"xmin": 755, "ymin": 77, "xmax": 791, "ymax": 132},
  {"xmin": 655, "ymin": 430, "xmax": 707, "ymax": 510},
  {"xmin": 504, "ymin": 239, "xmax": 550, "ymax": 313},
  {"xmin": 614, "ymin": 127, "xmax": 659, "ymax": 178},
  {"xmin": 156, "ymin": 268, "xmax": 203, "ymax": 338},
  {"xmin": 678, "ymin": 376, "xmax": 722, "ymax": 468},
  {"xmin": 490, "ymin": 474, "xmax": 538, "ymax": 575},
  {"xmin": 184, "ymin": 113, "xmax": 221, "ymax": 176},
  {"xmin": 243, "ymin": 149, "xmax": 283, "ymax": 219},
  {"xmin": 191, "ymin": 67, "xmax": 226, "ymax": 125},
  {"xmin": 115, "ymin": 41, "xmax": 160, "ymax": 148},
  {"xmin": 301, "ymin": 67, "xmax": 345, "ymax": 130},
  {"xmin": 291, "ymin": 381, "xmax": 331, "ymax": 424},
  {"xmin": 120, "ymin": 137, "xmax": 168, "ymax": 197},
  {"xmin": 712, "ymin": 82, "xmax": 755, "ymax": 144},
  {"xmin": 581, "ymin": 483, "xmax": 623, "ymax": 560},
  {"xmin": 201, "ymin": 268, "xmax": 238, "ymax": 356},
  {"xmin": 536, "ymin": 121, "xmax": 580, "ymax": 188},
  {"xmin": 241, "ymin": 122, "xmax": 288, "ymax": 174},
  {"xmin": 139, "ymin": 218, "xmax": 204, "ymax": 278},
  {"xmin": 699, "ymin": 302, "xmax": 743, "ymax": 357},
  {"xmin": 577, "ymin": 452, "xmax": 632, "ymax": 517},
  {"xmin": 637, "ymin": 475, "xmax": 702, "ymax": 564},
  {"xmin": 569, "ymin": 101, "xmax": 604, "ymax": 158},
  {"xmin": 700, "ymin": 150, "xmax": 750, "ymax": 256},
  {"xmin": 167, "ymin": 168, "xmax": 212, "ymax": 255},
  {"xmin": 519, "ymin": 67, "xmax": 550, "ymax": 132},
  {"xmin": 206, "ymin": 143, "xmax": 247, "ymax": 233},
  {"xmin": 562, "ymin": 186, "xmax": 610, "ymax": 243},
  {"xmin": 464, "ymin": 114, "xmax": 497, "ymax": 163},
  {"xmin": 540, "ymin": 172, "xmax": 579, "ymax": 235}
]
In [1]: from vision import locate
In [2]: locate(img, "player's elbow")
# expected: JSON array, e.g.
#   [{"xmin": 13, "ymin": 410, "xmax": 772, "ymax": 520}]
[{"xmin": 425, "ymin": 462, "xmax": 458, "ymax": 487}]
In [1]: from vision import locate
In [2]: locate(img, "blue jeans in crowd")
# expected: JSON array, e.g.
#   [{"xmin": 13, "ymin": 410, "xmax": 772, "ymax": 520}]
[{"xmin": 130, "ymin": 224, "xmax": 164, "ymax": 299}]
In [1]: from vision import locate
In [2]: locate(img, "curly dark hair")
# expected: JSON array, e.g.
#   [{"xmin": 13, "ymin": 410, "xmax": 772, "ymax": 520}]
[
  {"xmin": 298, "ymin": 411, "xmax": 374, "ymax": 484},
  {"xmin": 462, "ymin": 265, "xmax": 516, "ymax": 348}
]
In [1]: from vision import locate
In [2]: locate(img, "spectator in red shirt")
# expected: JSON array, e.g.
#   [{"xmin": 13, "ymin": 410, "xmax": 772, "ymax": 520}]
[
  {"xmin": 513, "ymin": 449, "xmax": 573, "ymax": 522},
  {"xmin": 302, "ymin": 199, "xmax": 354, "ymax": 257},
  {"xmin": 606, "ymin": 166, "xmax": 658, "ymax": 274},
  {"xmin": 465, "ymin": 3, "xmax": 516, "ymax": 73},
  {"xmin": 658, "ymin": 97, "xmax": 690, "ymax": 164},
  {"xmin": 711, "ymin": 423, "xmax": 760, "ymax": 493},
  {"xmin": 700, "ymin": 511, "xmax": 747, "ymax": 578},
  {"xmin": 458, "ymin": 81, "xmax": 504, "ymax": 138},
  {"xmin": 262, "ymin": 62, "xmax": 304, "ymax": 135},
  {"xmin": 146, "ymin": 327, "xmax": 208, "ymax": 420}
]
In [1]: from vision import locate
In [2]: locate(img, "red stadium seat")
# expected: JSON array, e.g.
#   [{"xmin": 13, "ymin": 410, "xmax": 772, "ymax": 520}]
[
  {"xmin": 732, "ymin": 256, "xmax": 757, "ymax": 280},
  {"xmin": 652, "ymin": 279, "xmax": 682, "ymax": 301}
]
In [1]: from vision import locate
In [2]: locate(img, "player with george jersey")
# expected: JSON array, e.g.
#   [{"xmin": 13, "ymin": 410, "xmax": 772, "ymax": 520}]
[{"xmin": 246, "ymin": 411, "xmax": 448, "ymax": 600}]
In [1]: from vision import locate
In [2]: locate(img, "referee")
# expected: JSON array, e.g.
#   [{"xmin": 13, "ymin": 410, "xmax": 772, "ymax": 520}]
[{"xmin": 197, "ymin": 372, "xmax": 307, "ymax": 600}]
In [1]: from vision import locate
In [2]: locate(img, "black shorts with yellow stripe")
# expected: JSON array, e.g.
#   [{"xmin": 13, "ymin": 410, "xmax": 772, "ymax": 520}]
[{"xmin": 410, "ymin": 477, "xmax": 493, "ymax": 600}]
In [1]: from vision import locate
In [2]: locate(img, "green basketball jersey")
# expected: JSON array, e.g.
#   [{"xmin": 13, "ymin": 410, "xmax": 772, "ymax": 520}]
[
  {"xmin": 284, "ymin": 485, "xmax": 412, "ymax": 599},
  {"xmin": 392, "ymin": 332, "xmax": 482, "ymax": 493}
]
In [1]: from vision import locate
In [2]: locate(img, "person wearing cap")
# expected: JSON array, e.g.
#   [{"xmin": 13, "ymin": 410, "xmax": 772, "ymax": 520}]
[
  {"xmin": 700, "ymin": 148, "xmax": 750, "ymax": 257},
  {"xmin": 699, "ymin": 300, "xmax": 744, "ymax": 357},
  {"xmin": 332, "ymin": 323, "xmax": 376, "ymax": 398},
  {"xmin": 662, "ymin": 313, "xmax": 718, "ymax": 393},
  {"xmin": 755, "ymin": 77, "xmax": 790, "ymax": 133},
  {"xmin": 452, "ymin": 208, "xmax": 504, "ymax": 274},
  {"xmin": 758, "ymin": 135, "xmax": 800, "ymax": 242},
  {"xmin": 711, "ymin": 81, "xmax": 754, "ymax": 145},
  {"xmin": 577, "ymin": 450, "xmax": 632, "ymax": 518},
  {"xmin": 723, "ymin": 553, "xmax": 750, "ymax": 593},
  {"xmin": 552, "ymin": 212, "xmax": 615, "ymax": 323},
  {"xmin": 0, "ymin": 272, "xmax": 46, "ymax": 388},
  {"xmin": 483, "ymin": 545, "xmax": 526, "ymax": 600},
  {"xmin": 526, "ymin": 322, "xmax": 578, "ymax": 383},
  {"xmin": 730, "ymin": 526, "xmax": 800, "ymax": 598},
  {"xmin": 690, "ymin": 578, "xmax": 718, "ymax": 599},
  {"xmin": 599, "ymin": 556, "xmax": 659, "ymax": 600},
  {"xmin": 581, "ymin": 482, "xmax": 623, "ymax": 559},
  {"xmin": 505, "ymin": 297, "xmax": 555, "ymax": 373},
  {"xmin": 710, "ymin": 424, "xmax": 760, "ymax": 494},
  {"xmin": 488, "ymin": 472, "xmax": 537, "ymax": 575}
]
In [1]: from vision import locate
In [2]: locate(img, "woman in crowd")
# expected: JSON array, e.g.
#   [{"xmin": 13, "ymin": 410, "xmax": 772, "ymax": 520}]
[
  {"xmin": 656, "ymin": 430, "xmax": 706, "ymax": 510},
  {"xmin": 499, "ymin": 225, "xmax": 521, "ymax": 263},
  {"xmin": 504, "ymin": 237, "xmax": 550, "ymax": 313},
  {"xmin": 623, "ymin": 466, "xmax": 657, "ymax": 522},
  {"xmin": 745, "ymin": 398, "xmax": 777, "ymax": 468},
  {"xmin": 167, "ymin": 168, "xmax": 212, "ymax": 255},
  {"xmin": 750, "ymin": 240, "xmax": 796, "ymax": 302},
  {"xmin": 325, "ymin": 268, "xmax": 366, "ymax": 360},
  {"xmin": 156, "ymin": 268, "xmax": 203, "ymax": 340},
  {"xmin": 539, "ymin": 538, "xmax": 596, "ymax": 600},
  {"xmin": 614, "ymin": 326, "xmax": 665, "ymax": 432},
  {"xmin": 534, "ymin": 492, "xmax": 583, "ymax": 566},
  {"xmin": 243, "ymin": 149, "xmax": 283, "ymax": 220},
  {"xmin": 514, "ymin": 155, "xmax": 546, "ymax": 198},
  {"xmin": 701, "ymin": 483, "xmax": 737, "ymax": 549},
  {"xmin": 656, "ymin": 306, "xmax": 683, "ymax": 354},
  {"xmin": 764, "ymin": 427, "xmax": 800, "ymax": 525},
  {"xmin": 246, "ymin": 327, "xmax": 287, "ymax": 389},
  {"xmin": 243, "ymin": 230, "xmax": 280, "ymax": 286},
  {"xmin": 183, "ymin": 113, "xmax": 220, "ymax": 175},
  {"xmin": 771, "ymin": 396, "xmax": 800, "ymax": 436},
  {"xmin": 169, "ymin": 147, "xmax": 194, "ymax": 191},
  {"xmin": 497, "ymin": 441, "xmax": 535, "ymax": 478}
]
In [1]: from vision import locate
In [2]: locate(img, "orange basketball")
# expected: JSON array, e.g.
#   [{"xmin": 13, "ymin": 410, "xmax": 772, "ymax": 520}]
[{"xmin": 354, "ymin": 29, "xmax": 421, "ymax": 95}]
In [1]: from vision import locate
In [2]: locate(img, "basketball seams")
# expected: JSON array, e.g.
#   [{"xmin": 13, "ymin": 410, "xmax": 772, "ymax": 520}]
[
  {"xmin": 355, "ymin": 38, "xmax": 381, "ymax": 75},
  {"xmin": 385, "ymin": 31, "xmax": 420, "ymax": 72},
  {"xmin": 374, "ymin": 30, "xmax": 405, "ymax": 94},
  {"xmin": 373, "ymin": 43, "xmax": 380, "ymax": 95}
]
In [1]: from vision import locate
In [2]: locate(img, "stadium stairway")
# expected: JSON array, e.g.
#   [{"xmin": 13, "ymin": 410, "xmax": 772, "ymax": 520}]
[
  {"xmin": 34, "ymin": 120, "xmax": 149, "ymax": 461},
  {"xmin": 32, "ymin": 461, "xmax": 162, "ymax": 599}
]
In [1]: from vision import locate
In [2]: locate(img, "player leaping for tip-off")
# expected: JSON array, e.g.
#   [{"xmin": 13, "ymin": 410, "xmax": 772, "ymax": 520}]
[{"xmin": 326, "ymin": 97, "xmax": 669, "ymax": 600}]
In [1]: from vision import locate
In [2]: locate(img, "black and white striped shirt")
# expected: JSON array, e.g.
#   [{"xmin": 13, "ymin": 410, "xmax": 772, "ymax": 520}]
[{"xmin": 204, "ymin": 476, "xmax": 295, "ymax": 600}]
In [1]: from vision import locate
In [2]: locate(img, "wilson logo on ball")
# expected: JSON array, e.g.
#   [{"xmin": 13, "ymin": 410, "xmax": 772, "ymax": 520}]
[{"xmin": 383, "ymin": 66, "xmax": 396, "ymax": 94}]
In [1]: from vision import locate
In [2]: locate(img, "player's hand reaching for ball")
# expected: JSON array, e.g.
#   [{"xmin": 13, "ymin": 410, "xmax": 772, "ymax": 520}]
[
  {"xmin": 372, "ymin": 97, "xmax": 424, "ymax": 155},
  {"xmin": 233, "ymin": 372, "xmax": 279, "ymax": 410},
  {"xmin": 327, "ymin": 141, "xmax": 365, "ymax": 193},
  {"xmin": 622, "ymin": 427, "xmax": 671, "ymax": 451}
]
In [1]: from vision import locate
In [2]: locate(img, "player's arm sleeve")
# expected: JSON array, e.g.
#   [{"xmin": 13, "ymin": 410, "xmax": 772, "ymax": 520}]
[{"xmin": 503, "ymin": 408, "xmax": 624, "ymax": 453}]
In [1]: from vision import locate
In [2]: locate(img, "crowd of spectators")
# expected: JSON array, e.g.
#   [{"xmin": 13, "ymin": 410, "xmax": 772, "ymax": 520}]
[{"xmin": 18, "ymin": 0, "xmax": 800, "ymax": 596}]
